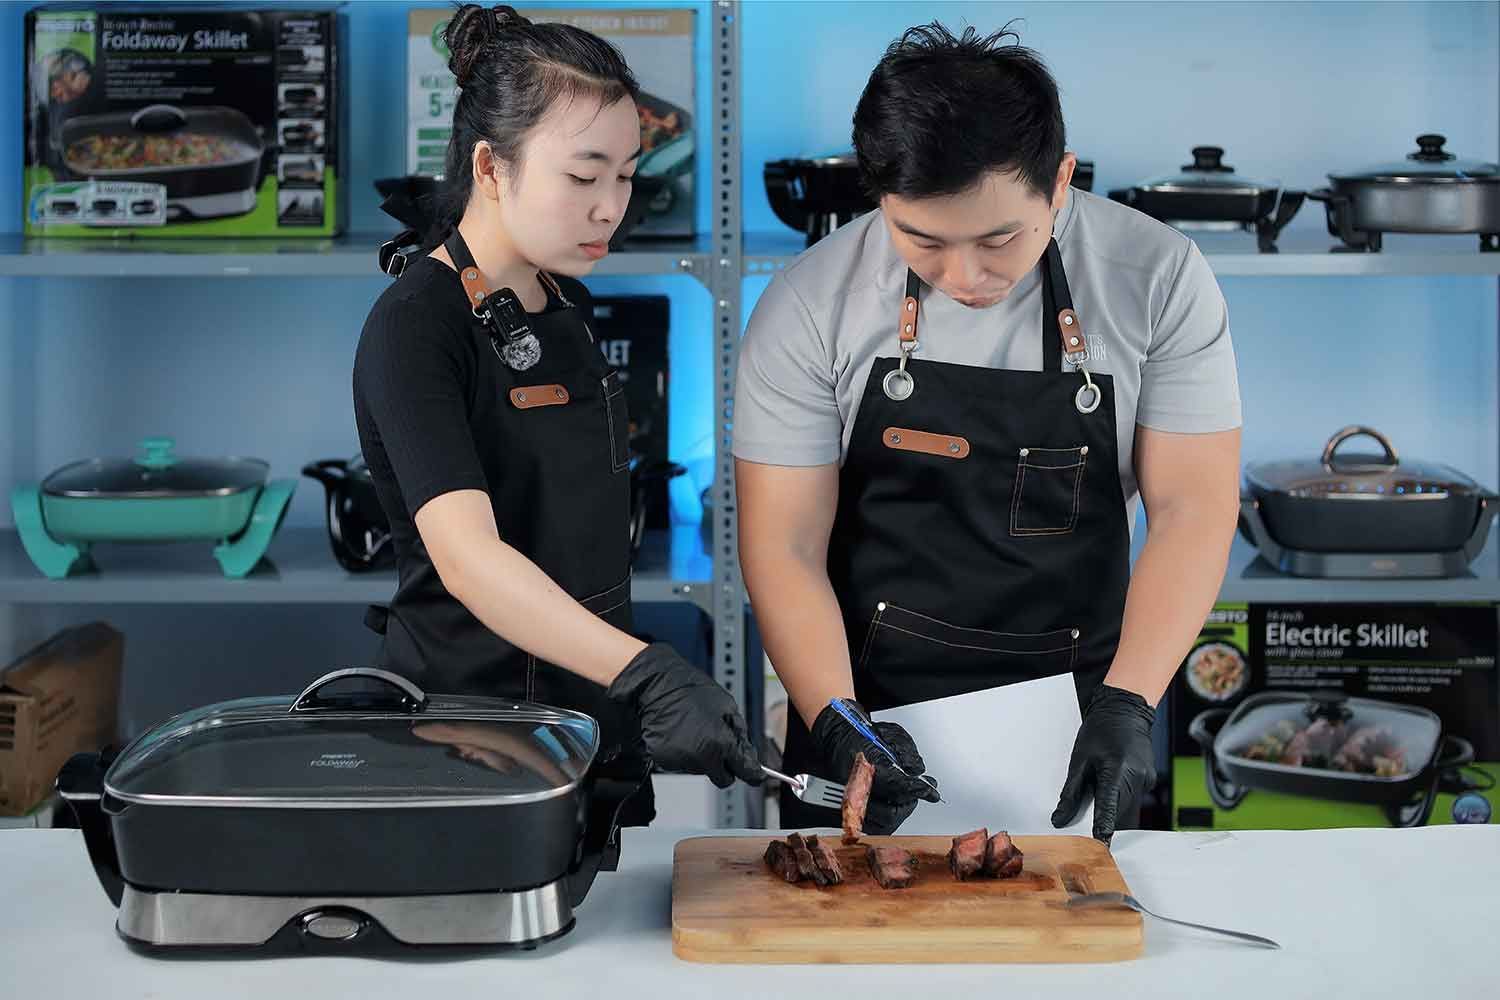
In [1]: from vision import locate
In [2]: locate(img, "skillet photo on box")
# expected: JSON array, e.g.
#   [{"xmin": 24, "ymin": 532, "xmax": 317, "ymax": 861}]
[
  {"xmin": 55, "ymin": 667, "xmax": 650, "ymax": 956},
  {"xmin": 1189, "ymin": 690, "xmax": 1484, "ymax": 827},
  {"xmin": 57, "ymin": 104, "xmax": 266, "ymax": 221}
]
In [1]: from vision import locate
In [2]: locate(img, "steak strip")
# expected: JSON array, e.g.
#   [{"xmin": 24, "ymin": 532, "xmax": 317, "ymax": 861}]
[
  {"xmin": 981, "ymin": 831, "xmax": 1025, "ymax": 879},
  {"xmin": 866, "ymin": 845, "xmax": 918, "ymax": 890},
  {"xmin": 763, "ymin": 840, "xmax": 801, "ymax": 883},
  {"xmin": 842, "ymin": 752, "xmax": 875, "ymax": 844},
  {"xmin": 948, "ymin": 827, "xmax": 989, "ymax": 881},
  {"xmin": 804, "ymin": 834, "xmax": 844, "ymax": 884},
  {"xmin": 786, "ymin": 832, "xmax": 828, "ymax": 885}
]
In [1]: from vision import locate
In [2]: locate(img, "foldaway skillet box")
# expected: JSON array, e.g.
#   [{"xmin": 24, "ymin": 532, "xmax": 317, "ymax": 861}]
[
  {"xmin": 1171, "ymin": 602, "xmax": 1500, "ymax": 830},
  {"xmin": 23, "ymin": 4, "xmax": 348, "ymax": 237}
]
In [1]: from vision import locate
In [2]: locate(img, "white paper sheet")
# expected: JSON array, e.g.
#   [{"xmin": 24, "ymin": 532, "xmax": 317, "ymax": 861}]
[{"xmin": 871, "ymin": 672, "xmax": 1093, "ymax": 836}]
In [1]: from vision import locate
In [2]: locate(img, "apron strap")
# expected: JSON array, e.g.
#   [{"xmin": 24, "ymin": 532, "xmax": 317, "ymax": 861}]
[{"xmin": 1041, "ymin": 238, "xmax": 1086, "ymax": 372}]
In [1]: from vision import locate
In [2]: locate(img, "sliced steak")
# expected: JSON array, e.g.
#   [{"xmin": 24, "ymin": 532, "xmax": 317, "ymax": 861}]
[
  {"xmin": 948, "ymin": 828, "xmax": 989, "ymax": 881},
  {"xmin": 866, "ymin": 845, "xmax": 918, "ymax": 890},
  {"xmin": 786, "ymin": 832, "xmax": 828, "ymax": 885},
  {"xmin": 763, "ymin": 840, "xmax": 801, "ymax": 883},
  {"xmin": 982, "ymin": 831, "xmax": 1025, "ymax": 879},
  {"xmin": 842, "ymin": 752, "xmax": 875, "ymax": 844},
  {"xmin": 804, "ymin": 834, "xmax": 844, "ymax": 885}
]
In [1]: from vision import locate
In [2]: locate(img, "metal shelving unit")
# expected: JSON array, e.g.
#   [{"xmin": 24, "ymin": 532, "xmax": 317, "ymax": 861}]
[
  {"xmin": 0, "ymin": 232, "xmax": 715, "ymax": 281},
  {"xmin": 3, "ymin": 1, "xmax": 1497, "ymax": 832},
  {"xmin": 0, "ymin": 526, "xmax": 711, "ymax": 608},
  {"xmin": 744, "ymin": 229, "xmax": 1500, "ymax": 278}
]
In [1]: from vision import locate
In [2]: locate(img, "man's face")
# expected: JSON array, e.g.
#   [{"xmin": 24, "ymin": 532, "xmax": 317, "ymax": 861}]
[{"xmin": 881, "ymin": 153, "xmax": 1076, "ymax": 309}]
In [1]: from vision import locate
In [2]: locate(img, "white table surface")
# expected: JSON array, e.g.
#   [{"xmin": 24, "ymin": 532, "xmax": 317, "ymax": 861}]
[{"xmin": 3, "ymin": 824, "xmax": 1495, "ymax": 998}]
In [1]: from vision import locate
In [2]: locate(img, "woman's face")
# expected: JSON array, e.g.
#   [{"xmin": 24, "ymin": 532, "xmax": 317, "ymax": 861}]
[{"xmin": 481, "ymin": 93, "xmax": 642, "ymax": 276}]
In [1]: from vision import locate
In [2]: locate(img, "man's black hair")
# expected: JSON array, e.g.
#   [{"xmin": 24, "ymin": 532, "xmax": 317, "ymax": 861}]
[{"xmin": 852, "ymin": 21, "xmax": 1066, "ymax": 201}]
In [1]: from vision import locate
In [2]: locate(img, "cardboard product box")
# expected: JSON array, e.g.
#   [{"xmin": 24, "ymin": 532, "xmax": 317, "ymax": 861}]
[
  {"xmin": 24, "ymin": 4, "xmax": 348, "ymax": 237},
  {"xmin": 1171, "ymin": 603, "xmax": 1499, "ymax": 830},
  {"xmin": 0, "ymin": 623, "xmax": 123, "ymax": 817},
  {"xmin": 407, "ymin": 7, "xmax": 695, "ymax": 238},
  {"xmin": 590, "ymin": 295, "xmax": 671, "ymax": 527}
]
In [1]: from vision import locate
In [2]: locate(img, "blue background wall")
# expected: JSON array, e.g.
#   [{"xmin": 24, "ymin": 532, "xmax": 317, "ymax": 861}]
[{"xmin": 1, "ymin": 1, "xmax": 1497, "ymax": 732}]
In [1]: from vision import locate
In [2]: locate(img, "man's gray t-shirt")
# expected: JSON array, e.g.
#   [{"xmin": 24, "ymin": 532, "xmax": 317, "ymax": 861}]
[{"xmin": 732, "ymin": 188, "xmax": 1242, "ymax": 529}]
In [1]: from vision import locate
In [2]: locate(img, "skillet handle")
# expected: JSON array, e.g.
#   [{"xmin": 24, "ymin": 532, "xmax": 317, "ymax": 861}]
[
  {"xmin": 567, "ymin": 757, "xmax": 652, "ymax": 908},
  {"xmin": 300, "ymin": 459, "xmax": 348, "ymax": 490},
  {"xmin": 1436, "ymin": 735, "xmax": 1475, "ymax": 770},
  {"xmin": 56, "ymin": 750, "xmax": 125, "ymax": 907},
  {"xmin": 290, "ymin": 667, "xmax": 427, "ymax": 713},
  {"xmin": 1188, "ymin": 708, "xmax": 1230, "ymax": 751}
]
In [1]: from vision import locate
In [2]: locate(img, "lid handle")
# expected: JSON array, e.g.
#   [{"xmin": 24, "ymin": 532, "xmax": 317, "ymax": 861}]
[
  {"xmin": 1304, "ymin": 690, "xmax": 1353, "ymax": 724},
  {"xmin": 1410, "ymin": 134, "xmax": 1455, "ymax": 163},
  {"xmin": 1321, "ymin": 425, "xmax": 1399, "ymax": 472},
  {"xmin": 1185, "ymin": 146, "xmax": 1232, "ymax": 173},
  {"xmin": 130, "ymin": 104, "xmax": 188, "ymax": 133},
  {"xmin": 134, "ymin": 437, "xmax": 177, "ymax": 470},
  {"xmin": 291, "ymin": 667, "xmax": 428, "ymax": 714}
]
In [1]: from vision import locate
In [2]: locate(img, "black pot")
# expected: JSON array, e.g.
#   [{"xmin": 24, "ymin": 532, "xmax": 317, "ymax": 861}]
[
  {"xmin": 764, "ymin": 154, "xmax": 876, "ymax": 247},
  {"xmin": 56, "ymin": 668, "xmax": 648, "ymax": 954},
  {"xmin": 58, "ymin": 105, "xmax": 264, "ymax": 213},
  {"xmin": 1109, "ymin": 146, "xmax": 1303, "ymax": 252},
  {"xmin": 1310, "ymin": 134, "xmax": 1500, "ymax": 253},
  {"xmin": 1189, "ymin": 690, "xmax": 1474, "ymax": 827},
  {"xmin": 1072, "ymin": 159, "xmax": 1095, "ymax": 192},
  {"xmin": 1242, "ymin": 426, "xmax": 1498, "ymax": 556},
  {"xmin": 302, "ymin": 457, "xmax": 393, "ymax": 573}
]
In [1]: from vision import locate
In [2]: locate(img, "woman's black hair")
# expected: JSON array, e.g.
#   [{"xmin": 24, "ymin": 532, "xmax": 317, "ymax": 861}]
[
  {"xmin": 852, "ymin": 21, "xmax": 1065, "ymax": 201},
  {"xmin": 440, "ymin": 3, "xmax": 639, "ymax": 228}
]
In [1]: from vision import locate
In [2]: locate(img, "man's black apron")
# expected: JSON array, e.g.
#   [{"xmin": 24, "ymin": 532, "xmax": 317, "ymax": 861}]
[
  {"xmin": 780, "ymin": 240, "xmax": 1132, "ymax": 827},
  {"xmin": 370, "ymin": 229, "xmax": 654, "ymax": 824}
]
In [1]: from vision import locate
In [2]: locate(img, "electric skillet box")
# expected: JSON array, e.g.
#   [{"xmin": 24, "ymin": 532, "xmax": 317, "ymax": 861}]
[
  {"xmin": 407, "ymin": 7, "xmax": 696, "ymax": 237},
  {"xmin": 1171, "ymin": 603, "xmax": 1499, "ymax": 830},
  {"xmin": 23, "ymin": 4, "xmax": 348, "ymax": 237}
]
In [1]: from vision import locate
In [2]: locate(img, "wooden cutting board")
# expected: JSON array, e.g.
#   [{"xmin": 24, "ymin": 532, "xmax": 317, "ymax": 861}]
[{"xmin": 672, "ymin": 835, "xmax": 1142, "ymax": 964}]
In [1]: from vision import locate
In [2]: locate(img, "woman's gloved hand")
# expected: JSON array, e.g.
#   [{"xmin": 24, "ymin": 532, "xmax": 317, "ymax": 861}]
[
  {"xmin": 606, "ymin": 643, "xmax": 764, "ymax": 789},
  {"xmin": 811, "ymin": 699, "xmax": 940, "ymax": 834}
]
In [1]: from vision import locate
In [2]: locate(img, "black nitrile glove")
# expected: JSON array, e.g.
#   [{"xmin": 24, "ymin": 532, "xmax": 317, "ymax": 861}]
[
  {"xmin": 606, "ymin": 643, "xmax": 764, "ymax": 789},
  {"xmin": 811, "ymin": 699, "xmax": 940, "ymax": 835},
  {"xmin": 1052, "ymin": 684, "xmax": 1158, "ymax": 843}
]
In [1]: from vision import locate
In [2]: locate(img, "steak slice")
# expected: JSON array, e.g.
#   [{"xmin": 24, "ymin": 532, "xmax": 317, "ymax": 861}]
[
  {"xmin": 866, "ymin": 845, "xmax": 918, "ymax": 890},
  {"xmin": 787, "ymin": 832, "xmax": 828, "ymax": 885},
  {"xmin": 763, "ymin": 840, "xmax": 801, "ymax": 883},
  {"xmin": 948, "ymin": 828, "xmax": 989, "ymax": 881},
  {"xmin": 804, "ymin": 834, "xmax": 844, "ymax": 885},
  {"xmin": 842, "ymin": 752, "xmax": 876, "ymax": 844},
  {"xmin": 982, "ymin": 831, "xmax": 1024, "ymax": 879}
]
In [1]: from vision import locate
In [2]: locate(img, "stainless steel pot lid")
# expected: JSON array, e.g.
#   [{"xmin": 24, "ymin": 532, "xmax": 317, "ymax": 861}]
[
  {"xmin": 103, "ymin": 668, "xmax": 600, "ymax": 808},
  {"xmin": 1216, "ymin": 691, "xmax": 1440, "ymax": 779},
  {"xmin": 1244, "ymin": 426, "xmax": 1483, "ymax": 500},
  {"xmin": 42, "ymin": 437, "xmax": 269, "ymax": 499},
  {"xmin": 1331, "ymin": 134, "xmax": 1500, "ymax": 184},
  {"xmin": 1136, "ymin": 146, "xmax": 1279, "ymax": 195}
]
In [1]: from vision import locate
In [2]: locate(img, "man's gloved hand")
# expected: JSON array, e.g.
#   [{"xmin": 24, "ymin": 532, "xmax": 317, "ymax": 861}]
[
  {"xmin": 606, "ymin": 643, "xmax": 763, "ymax": 789},
  {"xmin": 811, "ymin": 699, "xmax": 940, "ymax": 834},
  {"xmin": 1052, "ymin": 684, "xmax": 1158, "ymax": 843}
]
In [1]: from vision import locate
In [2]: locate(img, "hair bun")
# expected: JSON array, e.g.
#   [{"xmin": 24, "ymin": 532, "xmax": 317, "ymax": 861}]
[{"xmin": 446, "ymin": 5, "xmax": 532, "ymax": 88}]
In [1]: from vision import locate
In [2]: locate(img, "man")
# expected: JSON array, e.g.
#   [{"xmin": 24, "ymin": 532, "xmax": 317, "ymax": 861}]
[{"xmin": 733, "ymin": 23, "xmax": 1241, "ymax": 842}]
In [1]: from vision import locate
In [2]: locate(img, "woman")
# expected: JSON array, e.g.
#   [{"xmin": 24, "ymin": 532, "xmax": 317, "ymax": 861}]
[{"xmin": 355, "ymin": 5, "xmax": 761, "ymax": 824}]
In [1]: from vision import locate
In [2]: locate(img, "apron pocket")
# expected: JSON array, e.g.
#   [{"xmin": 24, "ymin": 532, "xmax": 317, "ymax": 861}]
[
  {"xmin": 1010, "ymin": 445, "xmax": 1087, "ymax": 537},
  {"xmin": 602, "ymin": 371, "xmax": 631, "ymax": 473},
  {"xmin": 857, "ymin": 602, "xmax": 1079, "ymax": 704}
]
